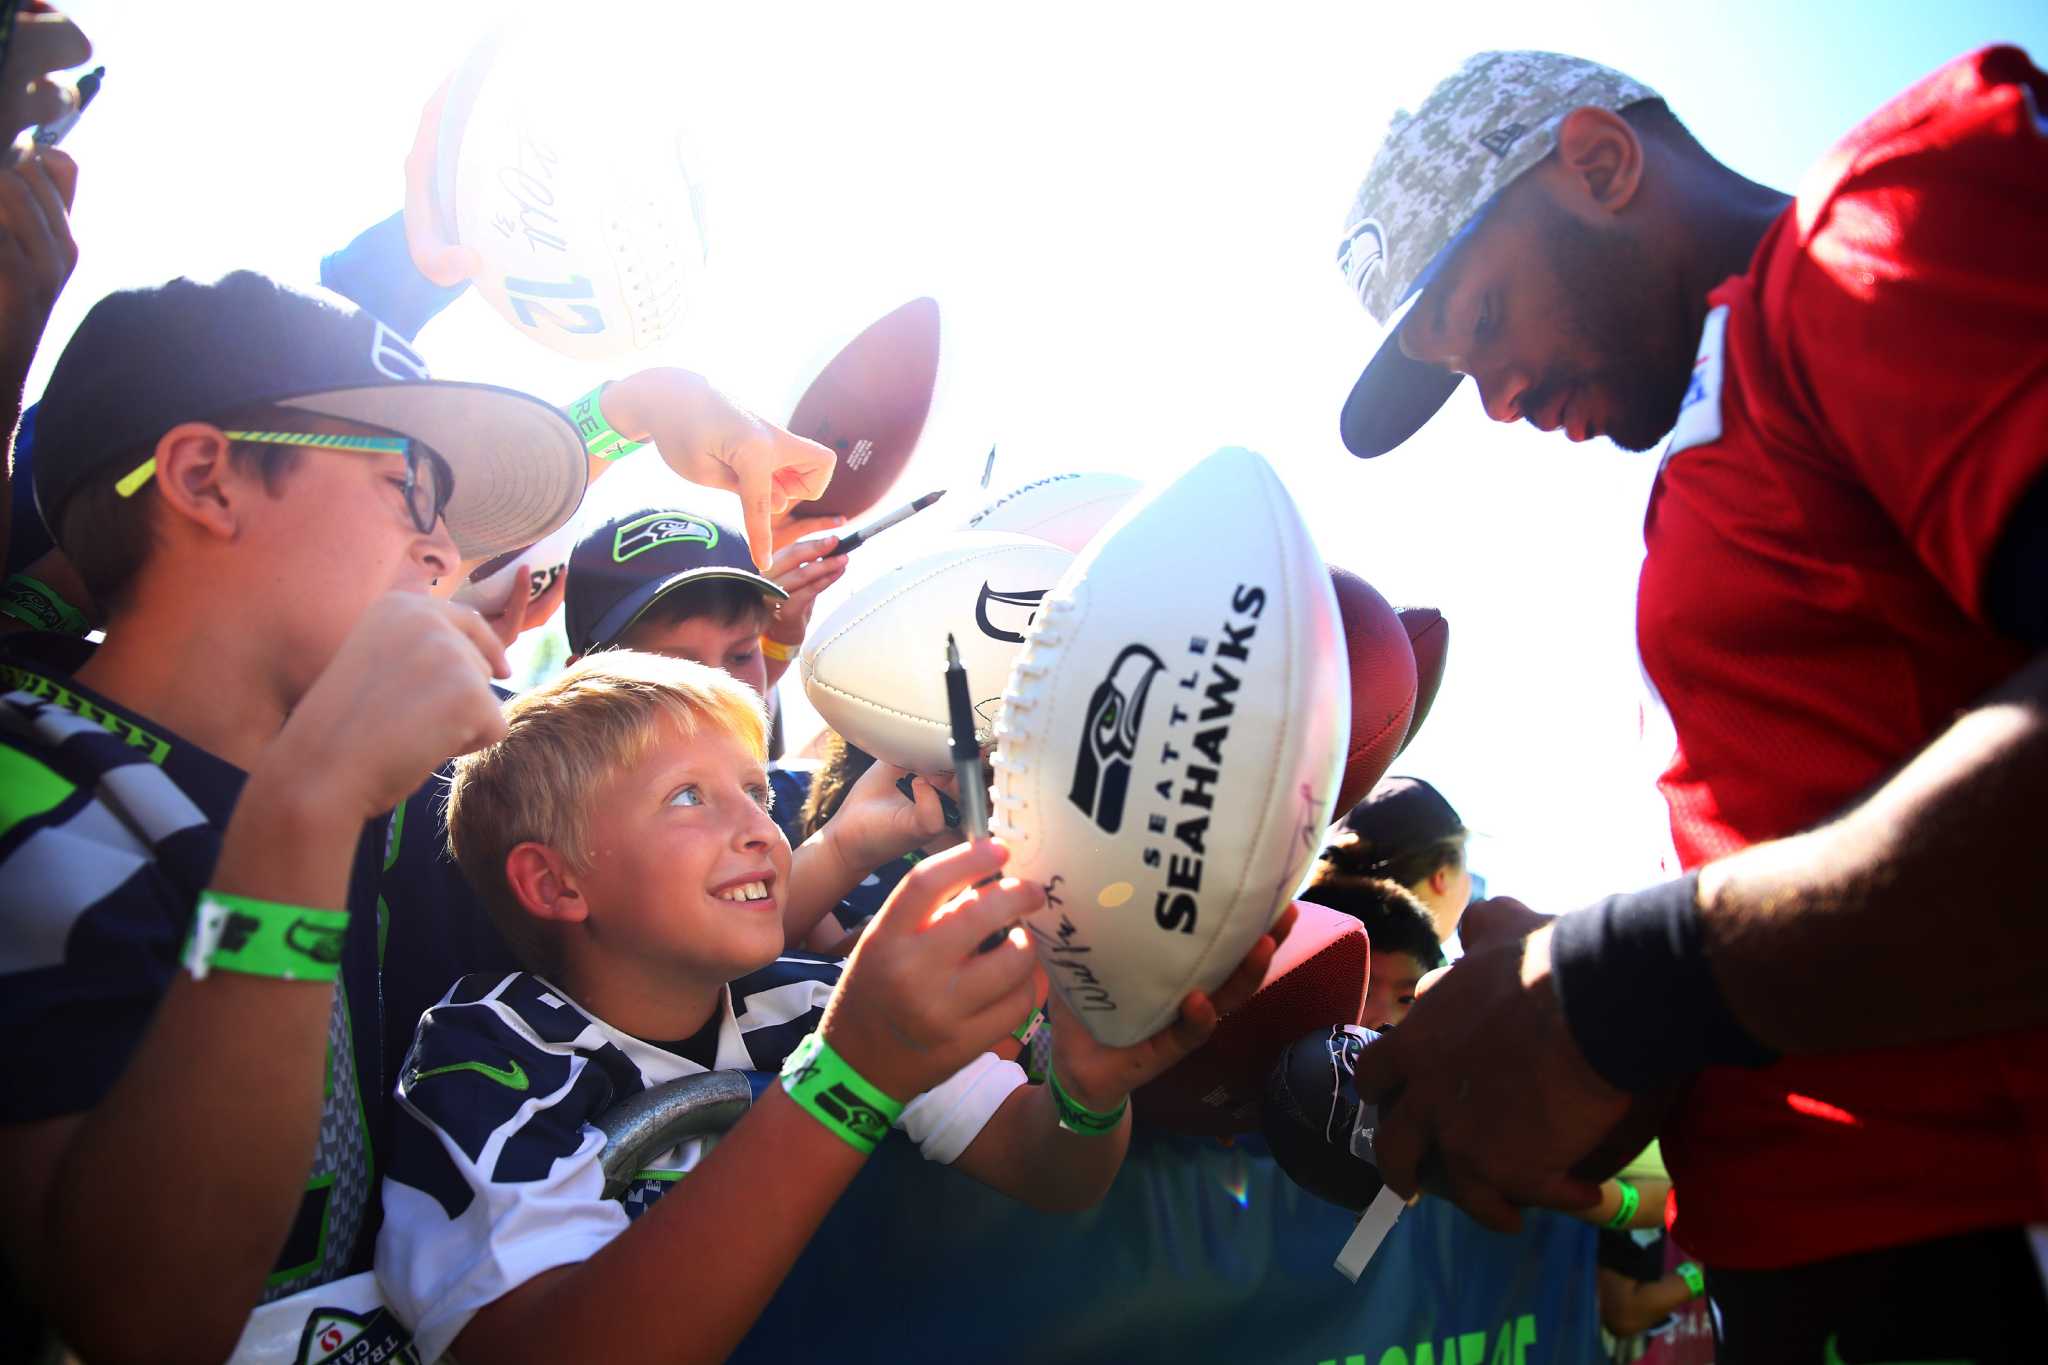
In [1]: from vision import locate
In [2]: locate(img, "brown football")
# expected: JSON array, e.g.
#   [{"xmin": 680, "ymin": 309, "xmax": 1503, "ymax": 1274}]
[
  {"xmin": 1133, "ymin": 902, "xmax": 1369, "ymax": 1137},
  {"xmin": 785, "ymin": 296, "xmax": 941, "ymax": 521},
  {"xmin": 1396, "ymin": 606, "xmax": 1449, "ymax": 757},
  {"xmin": 1330, "ymin": 567, "xmax": 1418, "ymax": 822}
]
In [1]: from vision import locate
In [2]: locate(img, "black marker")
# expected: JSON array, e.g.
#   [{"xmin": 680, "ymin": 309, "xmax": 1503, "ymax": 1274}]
[
  {"xmin": 944, "ymin": 633, "xmax": 990, "ymax": 842},
  {"xmin": 830, "ymin": 488, "xmax": 945, "ymax": 557},
  {"xmin": 947, "ymin": 635, "xmax": 1010, "ymax": 954},
  {"xmin": 33, "ymin": 65, "xmax": 102, "ymax": 149}
]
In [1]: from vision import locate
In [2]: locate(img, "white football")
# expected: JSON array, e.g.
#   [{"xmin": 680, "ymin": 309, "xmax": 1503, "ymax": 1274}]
[
  {"xmin": 958, "ymin": 472, "xmax": 1142, "ymax": 553},
  {"xmin": 450, "ymin": 518, "xmax": 580, "ymax": 614},
  {"xmin": 801, "ymin": 534, "xmax": 1075, "ymax": 772},
  {"xmin": 992, "ymin": 448, "xmax": 1347, "ymax": 1047},
  {"xmin": 435, "ymin": 28, "xmax": 709, "ymax": 361}
]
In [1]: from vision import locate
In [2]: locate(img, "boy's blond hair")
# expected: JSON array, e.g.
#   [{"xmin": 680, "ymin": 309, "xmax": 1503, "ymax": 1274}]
[{"xmin": 447, "ymin": 651, "xmax": 769, "ymax": 974}]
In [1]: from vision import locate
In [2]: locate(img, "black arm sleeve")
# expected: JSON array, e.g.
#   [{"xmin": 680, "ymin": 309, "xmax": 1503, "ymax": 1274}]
[{"xmin": 1985, "ymin": 465, "xmax": 2048, "ymax": 647}]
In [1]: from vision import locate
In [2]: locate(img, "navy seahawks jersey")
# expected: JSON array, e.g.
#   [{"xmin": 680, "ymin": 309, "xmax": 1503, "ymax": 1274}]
[
  {"xmin": 0, "ymin": 648, "xmax": 513, "ymax": 1312},
  {"xmin": 0, "ymin": 656, "xmax": 389, "ymax": 1299},
  {"xmin": 769, "ymin": 763, "xmax": 811, "ymax": 849},
  {"xmin": 831, "ymin": 851, "xmax": 916, "ymax": 934},
  {"xmin": 376, "ymin": 962, "xmax": 1025, "ymax": 1361}
]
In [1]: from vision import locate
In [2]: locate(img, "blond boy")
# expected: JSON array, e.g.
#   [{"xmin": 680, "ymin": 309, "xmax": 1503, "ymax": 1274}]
[{"xmin": 376, "ymin": 653, "xmax": 1277, "ymax": 1364}]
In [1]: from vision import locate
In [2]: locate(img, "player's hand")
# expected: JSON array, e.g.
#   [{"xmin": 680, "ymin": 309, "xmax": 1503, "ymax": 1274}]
[
  {"xmin": 601, "ymin": 367, "xmax": 836, "ymax": 571},
  {"xmin": 0, "ymin": 146, "xmax": 75, "ymax": 386},
  {"xmin": 821, "ymin": 839, "xmax": 1042, "ymax": 1101},
  {"xmin": 1347, "ymin": 919, "xmax": 1624, "ymax": 1234},
  {"xmin": 762, "ymin": 532, "xmax": 849, "ymax": 656},
  {"xmin": 260, "ymin": 592, "xmax": 510, "ymax": 822},
  {"xmin": 821, "ymin": 760, "xmax": 954, "ymax": 876},
  {"xmin": 1458, "ymin": 895, "xmax": 1551, "ymax": 952},
  {"xmin": 403, "ymin": 77, "xmax": 483, "ymax": 287},
  {"xmin": 1046, "ymin": 902, "xmax": 1295, "ymax": 1111}
]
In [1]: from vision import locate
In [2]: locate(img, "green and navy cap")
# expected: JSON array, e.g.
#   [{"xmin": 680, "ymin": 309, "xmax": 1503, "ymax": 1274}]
[
  {"xmin": 1336, "ymin": 51, "xmax": 1660, "ymax": 458},
  {"xmin": 565, "ymin": 506, "xmax": 786, "ymax": 654}
]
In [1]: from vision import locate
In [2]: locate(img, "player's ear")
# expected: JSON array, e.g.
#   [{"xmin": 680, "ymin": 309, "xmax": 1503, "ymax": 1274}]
[
  {"xmin": 151, "ymin": 423, "xmax": 246, "ymax": 542},
  {"xmin": 505, "ymin": 842, "xmax": 590, "ymax": 924},
  {"xmin": 1552, "ymin": 106, "xmax": 1645, "ymax": 215}
]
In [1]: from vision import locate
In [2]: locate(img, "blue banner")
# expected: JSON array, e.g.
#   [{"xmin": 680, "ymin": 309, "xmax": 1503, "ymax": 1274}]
[{"xmin": 734, "ymin": 1130, "xmax": 1600, "ymax": 1364}]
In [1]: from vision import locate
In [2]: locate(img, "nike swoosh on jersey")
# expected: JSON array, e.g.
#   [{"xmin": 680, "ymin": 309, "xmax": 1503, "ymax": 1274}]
[{"xmin": 411, "ymin": 1058, "xmax": 529, "ymax": 1092}]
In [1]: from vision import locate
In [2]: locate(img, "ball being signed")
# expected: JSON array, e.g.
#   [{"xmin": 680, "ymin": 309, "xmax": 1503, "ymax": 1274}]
[{"xmin": 991, "ymin": 447, "xmax": 1347, "ymax": 1047}]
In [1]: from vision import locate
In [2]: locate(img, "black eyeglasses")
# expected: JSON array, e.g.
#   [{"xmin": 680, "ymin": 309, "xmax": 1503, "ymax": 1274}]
[{"xmin": 116, "ymin": 429, "xmax": 456, "ymax": 535}]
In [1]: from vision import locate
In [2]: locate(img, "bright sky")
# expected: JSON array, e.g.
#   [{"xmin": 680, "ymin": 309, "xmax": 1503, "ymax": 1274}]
[{"xmin": 43, "ymin": 0, "xmax": 2048, "ymax": 912}]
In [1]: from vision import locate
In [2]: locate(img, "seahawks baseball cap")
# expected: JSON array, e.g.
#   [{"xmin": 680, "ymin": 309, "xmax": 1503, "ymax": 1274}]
[
  {"xmin": 32, "ymin": 271, "xmax": 587, "ymax": 559},
  {"xmin": 1336, "ymin": 51, "xmax": 1660, "ymax": 458},
  {"xmin": 566, "ymin": 506, "xmax": 787, "ymax": 655},
  {"xmin": 1337, "ymin": 777, "xmax": 1465, "ymax": 861}
]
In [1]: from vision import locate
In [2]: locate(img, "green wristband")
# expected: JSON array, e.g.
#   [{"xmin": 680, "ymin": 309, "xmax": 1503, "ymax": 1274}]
[
  {"xmin": 1604, "ymin": 1177, "xmax": 1641, "ymax": 1230},
  {"xmin": 1048, "ymin": 1064, "xmax": 1128, "ymax": 1137},
  {"xmin": 1675, "ymin": 1260, "xmax": 1706, "ymax": 1298},
  {"xmin": 1, "ymin": 574, "xmax": 89, "ymax": 636},
  {"xmin": 1010, "ymin": 1004, "xmax": 1045, "ymax": 1047},
  {"xmin": 181, "ymin": 891, "xmax": 348, "ymax": 983},
  {"xmin": 567, "ymin": 383, "xmax": 646, "ymax": 462},
  {"xmin": 780, "ymin": 1032, "xmax": 904, "ymax": 1154}
]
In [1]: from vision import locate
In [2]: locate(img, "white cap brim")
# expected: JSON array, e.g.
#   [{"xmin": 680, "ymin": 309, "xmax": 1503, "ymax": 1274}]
[{"xmin": 282, "ymin": 382, "xmax": 587, "ymax": 561}]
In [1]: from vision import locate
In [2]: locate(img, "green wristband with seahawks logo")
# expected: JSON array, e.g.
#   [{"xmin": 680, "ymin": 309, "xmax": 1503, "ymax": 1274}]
[
  {"xmin": 1604, "ymin": 1177, "xmax": 1641, "ymax": 1229},
  {"xmin": 1, "ymin": 573, "xmax": 89, "ymax": 636},
  {"xmin": 780, "ymin": 1032, "xmax": 903, "ymax": 1154},
  {"xmin": 181, "ymin": 891, "xmax": 348, "ymax": 983},
  {"xmin": 567, "ymin": 383, "xmax": 646, "ymax": 462},
  {"xmin": 1048, "ymin": 1064, "xmax": 1128, "ymax": 1136},
  {"xmin": 1675, "ymin": 1260, "xmax": 1705, "ymax": 1298}
]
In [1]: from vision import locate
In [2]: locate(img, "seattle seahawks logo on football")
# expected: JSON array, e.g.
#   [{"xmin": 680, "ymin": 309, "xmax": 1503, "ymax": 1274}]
[
  {"xmin": 1068, "ymin": 644, "xmax": 1166, "ymax": 834},
  {"xmin": 975, "ymin": 582, "xmax": 1050, "ymax": 644},
  {"xmin": 613, "ymin": 512, "xmax": 717, "ymax": 563}
]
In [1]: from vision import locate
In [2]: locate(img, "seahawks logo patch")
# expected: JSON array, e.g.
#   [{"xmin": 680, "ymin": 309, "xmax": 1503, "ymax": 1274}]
[
  {"xmin": 1068, "ymin": 644, "xmax": 1165, "ymax": 835},
  {"xmin": 614, "ymin": 512, "xmax": 718, "ymax": 563}
]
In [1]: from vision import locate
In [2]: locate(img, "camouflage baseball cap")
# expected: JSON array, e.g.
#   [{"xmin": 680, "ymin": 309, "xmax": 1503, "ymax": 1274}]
[{"xmin": 1336, "ymin": 51, "xmax": 1660, "ymax": 458}]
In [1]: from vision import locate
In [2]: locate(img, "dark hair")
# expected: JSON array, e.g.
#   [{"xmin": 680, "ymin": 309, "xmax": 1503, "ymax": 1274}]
[
  {"xmin": 1298, "ymin": 872, "xmax": 1446, "ymax": 972},
  {"xmin": 624, "ymin": 578, "xmax": 776, "ymax": 637},
  {"xmin": 1620, "ymin": 98, "xmax": 1705, "ymax": 156},
  {"xmin": 56, "ymin": 415, "xmax": 304, "ymax": 617},
  {"xmin": 1318, "ymin": 825, "xmax": 1465, "ymax": 892},
  {"xmin": 800, "ymin": 731, "xmax": 878, "ymax": 841}
]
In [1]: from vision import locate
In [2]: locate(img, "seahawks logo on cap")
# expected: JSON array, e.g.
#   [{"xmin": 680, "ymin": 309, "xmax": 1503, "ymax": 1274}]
[
  {"xmin": 614, "ymin": 512, "xmax": 718, "ymax": 563},
  {"xmin": 1336, "ymin": 217, "xmax": 1387, "ymax": 292},
  {"xmin": 1068, "ymin": 644, "xmax": 1165, "ymax": 835},
  {"xmin": 974, "ymin": 582, "xmax": 1050, "ymax": 644}
]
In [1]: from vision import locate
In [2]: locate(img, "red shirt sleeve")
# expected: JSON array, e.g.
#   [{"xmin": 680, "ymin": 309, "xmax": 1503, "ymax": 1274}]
[{"xmin": 1770, "ymin": 45, "xmax": 2048, "ymax": 621}]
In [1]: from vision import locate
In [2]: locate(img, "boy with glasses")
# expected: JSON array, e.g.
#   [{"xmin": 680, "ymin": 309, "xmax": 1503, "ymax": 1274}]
[{"xmin": 0, "ymin": 269, "xmax": 586, "ymax": 1362}]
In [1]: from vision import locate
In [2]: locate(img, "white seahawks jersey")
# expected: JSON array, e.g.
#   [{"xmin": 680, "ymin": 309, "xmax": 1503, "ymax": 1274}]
[{"xmin": 375, "ymin": 961, "xmax": 1024, "ymax": 1361}]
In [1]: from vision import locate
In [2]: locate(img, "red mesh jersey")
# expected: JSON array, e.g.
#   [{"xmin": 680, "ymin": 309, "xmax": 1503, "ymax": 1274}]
[{"xmin": 1635, "ymin": 46, "xmax": 2048, "ymax": 1269}]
